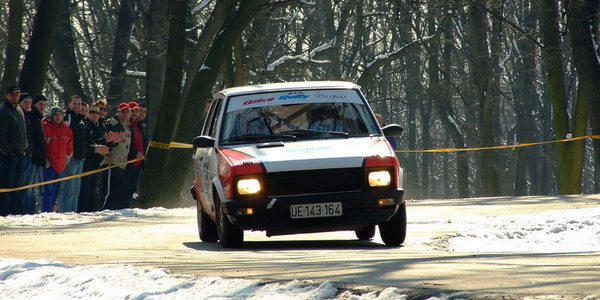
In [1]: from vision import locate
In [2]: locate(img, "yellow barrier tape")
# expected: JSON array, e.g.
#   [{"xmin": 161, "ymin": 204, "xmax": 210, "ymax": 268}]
[
  {"xmin": 148, "ymin": 140, "xmax": 193, "ymax": 149},
  {"xmin": 169, "ymin": 142, "xmax": 193, "ymax": 149},
  {"xmin": 3, "ymin": 135, "xmax": 599, "ymax": 193},
  {"xmin": 0, "ymin": 157, "xmax": 144, "ymax": 193},
  {"xmin": 395, "ymin": 135, "xmax": 600, "ymax": 153},
  {"xmin": 148, "ymin": 140, "xmax": 171, "ymax": 149},
  {"xmin": 150, "ymin": 135, "xmax": 600, "ymax": 153}
]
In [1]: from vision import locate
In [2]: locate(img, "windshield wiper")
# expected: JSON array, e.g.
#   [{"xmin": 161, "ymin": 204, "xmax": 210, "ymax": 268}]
[
  {"xmin": 280, "ymin": 129, "xmax": 348, "ymax": 138},
  {"xmin": 222, "ymin": 133, "xmax": 296, "ymax": 144}
]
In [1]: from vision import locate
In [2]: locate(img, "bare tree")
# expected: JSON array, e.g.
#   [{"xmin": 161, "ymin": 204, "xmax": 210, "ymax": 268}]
[
  {"xmin": 469, "ymin": 2, "xmax": 501, "ymax": 196},
  {"xmin": 565, "ymin": 0, "xmax": 600, "ymax": 172},
  {"xmin": 106, "ymin": 0, "xmax": 135, "ymax": 107},
  {"xmin": 53, "ymin": 0, "xmax": 88, "ymax": 103},
  {"xmin": 137, "ymin": 0, "xmax": 188, "ymax": 208},
  {"xmin": 18, "ymin": 0, "xmax": 61, "ymax": 95},
  {"xmin": 541, "ymin": 0, "xmax": 586, "ymax": 194},
  {"xmin": 1, "ymin": 0, "xmax": 23, "ymax": 90}
]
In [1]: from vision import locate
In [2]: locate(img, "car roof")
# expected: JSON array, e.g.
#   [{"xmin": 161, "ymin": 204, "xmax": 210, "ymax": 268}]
[{"xmin": 215, "ymin": 81, "xmax": 360, "ymax": 98}]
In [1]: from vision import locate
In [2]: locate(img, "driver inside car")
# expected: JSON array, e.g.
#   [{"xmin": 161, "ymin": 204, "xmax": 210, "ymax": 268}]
[{"xmin": 307, "ymin": 105, "xmax": 346, "ymax": 132}]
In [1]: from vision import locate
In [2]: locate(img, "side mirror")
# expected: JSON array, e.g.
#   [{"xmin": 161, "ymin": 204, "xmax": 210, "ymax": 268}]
[
  {"xmin": 381, "ymin": 124, "xmax": 404, "ymax": 137},
  {"xmin": 192, "ymin": 136, "xmax": 215, "ymax": 148}
]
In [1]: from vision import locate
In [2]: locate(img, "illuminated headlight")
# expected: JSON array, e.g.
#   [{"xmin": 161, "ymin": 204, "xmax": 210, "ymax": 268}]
[
  {"xmin": 237, "ymin": 178, "xmax": 261, "ymax": 195},
  {"xmin": 368, "ymin": 170, "xmax": 391, "ymax": 187}
]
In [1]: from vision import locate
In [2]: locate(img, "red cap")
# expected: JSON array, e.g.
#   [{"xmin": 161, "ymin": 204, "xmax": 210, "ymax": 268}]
[
  {"xmin": 117, "ymin": 103, "xmax": 130, "ymax": 111},
  {"xmin": 128, "ymin": 101, "xmax": 140, "ymax": 110}
]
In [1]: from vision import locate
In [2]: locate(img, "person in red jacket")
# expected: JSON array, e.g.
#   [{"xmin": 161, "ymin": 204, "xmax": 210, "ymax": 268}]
[{"xmin": 40, "ymin": 106, "xmax": 73, "ymax": 213}]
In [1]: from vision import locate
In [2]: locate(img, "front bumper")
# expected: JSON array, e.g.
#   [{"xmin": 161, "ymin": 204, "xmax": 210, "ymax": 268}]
[{"xmin": 221, "ymin": 189, "xmax": 404, "ymax": 236}]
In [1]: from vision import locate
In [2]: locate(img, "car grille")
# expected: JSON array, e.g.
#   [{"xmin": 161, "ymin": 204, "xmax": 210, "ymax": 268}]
[{"xmin": 263, "ymin": 168, "xmax": 364, "ymax": 196}]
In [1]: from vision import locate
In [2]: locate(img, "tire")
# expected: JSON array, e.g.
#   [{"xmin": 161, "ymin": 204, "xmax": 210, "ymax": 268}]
[
  {"xmin": 355, "ymin": 224, "xmax": 376, "ymax": 240},
  {"xmin": 197, "ymin": 201, "xmax": 217, "ymax": 242},
  {"xmin": 378, "ymin": 203, "xmax": 407, "ymax": 246},
  {"xmin": 216, "ymin": 198, "xmax": 244, "ymax": 248}
]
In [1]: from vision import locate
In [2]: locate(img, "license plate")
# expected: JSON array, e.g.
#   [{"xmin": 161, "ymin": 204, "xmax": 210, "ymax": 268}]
[{"xmin": 290, "ymin": 202, "xmax": 342, "ymax": 219}]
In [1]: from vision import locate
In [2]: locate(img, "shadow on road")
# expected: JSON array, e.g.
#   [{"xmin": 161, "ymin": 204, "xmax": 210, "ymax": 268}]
[{"xmin": 183, "ymin": 239, "xmax": 400, "ymax": 251}]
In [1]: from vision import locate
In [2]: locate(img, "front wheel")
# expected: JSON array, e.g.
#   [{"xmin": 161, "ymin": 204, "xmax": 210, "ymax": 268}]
[
  {"xmin": 216, "ymin": 199, "xmax": 244, "ymax": 248},
  {"xmin": 378, "ymin": 203, "xmax": 407, "ymax": 246},
  {"xmin": 355, "ymin": 224, "xmax": 376, "ymax": 240}
]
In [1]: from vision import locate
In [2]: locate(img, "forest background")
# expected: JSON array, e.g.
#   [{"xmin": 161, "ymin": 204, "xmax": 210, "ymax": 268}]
[{"xmin": 1, "ymin": 0, "xmax": 599, "ymax": 208}]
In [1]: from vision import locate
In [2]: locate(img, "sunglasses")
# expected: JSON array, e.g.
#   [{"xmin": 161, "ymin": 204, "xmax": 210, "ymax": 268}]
[
  {"xmin": 99, "ymin": 107, "xmax": 107, "ymax": 111},
  {"xmin": 89, "ymin": 110, "xmax": 99, "ymax": 114}
]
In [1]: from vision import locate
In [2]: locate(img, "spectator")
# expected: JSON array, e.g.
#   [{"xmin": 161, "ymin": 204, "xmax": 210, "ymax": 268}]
[
  {"xmin": 19, "ymin": 93, "xmax": 47, "ymax": 214},
  {"xmin": 78, "ymin": 104, "xmax": 117, "ymax": 212},
  {"xmin": 40, "ymin": 106, "xmax": 73, "ymax": 213},
  {"xmin": 18, "ymin": 92, "xmax": 32, "ymax": 112},
  {"xmin": 93, "ymin": 99, "xmax": 109, "ymax": 123},
  {"xmin": 80, "ymin": 101, "xmax": 89, "ymax": 118},
  {"xmin": 101, "ymin": 103, "xmax": 131, "ymax": 210},
  {"xmin": 123, "ymin": 101, "xmax": 145, "ymax": 207},
  {"xmin": 375, "ymin": 113, "xmax": 398, "ymax": 150},
  {"xmin": 0, "ymin": 85, "xmax": 28, "ymax": 216},
  {"xmin": 60, "ymin": 95, "xmax": 87, "ymax": 212},
  {"xmin": 138, "ymin": 102, "xmax": 148, "ymax": 140}
]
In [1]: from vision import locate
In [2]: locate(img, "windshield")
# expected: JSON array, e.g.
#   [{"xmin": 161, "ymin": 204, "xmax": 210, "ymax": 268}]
[{"xmin": 220, "ymin": 89, "xmax": 380, "ymax": 145}]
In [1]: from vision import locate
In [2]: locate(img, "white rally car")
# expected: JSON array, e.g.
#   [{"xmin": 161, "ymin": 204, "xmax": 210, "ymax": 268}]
[{"xmin": 191, "ymin": 81, "xmax": 405, "ymax": 248}]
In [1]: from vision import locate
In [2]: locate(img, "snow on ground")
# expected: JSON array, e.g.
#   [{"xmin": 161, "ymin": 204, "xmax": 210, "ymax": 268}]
[
  {"xmin": 441, "ymin": 206, "xmax": 600, "ymax": 253},
  {"xmin": 1, "ymin": 206, "xmax": 599, "ymax": 299},
  {"xmin": 1, "ymin": 258, "xmax": 401, "ymax": 300}
]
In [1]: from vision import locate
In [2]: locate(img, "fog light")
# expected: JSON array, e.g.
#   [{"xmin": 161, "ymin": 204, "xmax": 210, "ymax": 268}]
[
  {"xmin": 237, "ymin": 208, "xmax": 254, "ymax": 215},
  {"xmin": 378, "ymin": 198, "xmax": 395, "ymax": 206},
  {"xmin": 368, "ymin": 170, "xmax": 391, "ymax": 187},
  {"xmin": 237, "ymin": 178, "xmax": 261, "ymax": 195}
]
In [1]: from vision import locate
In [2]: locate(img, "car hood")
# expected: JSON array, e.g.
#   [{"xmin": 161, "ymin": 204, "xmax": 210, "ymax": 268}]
[{"xmin": 222, "ymin": 137, "xmax": 395, "ymax": 172}]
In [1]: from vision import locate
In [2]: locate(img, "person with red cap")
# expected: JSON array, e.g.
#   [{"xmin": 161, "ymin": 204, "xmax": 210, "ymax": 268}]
[
  {"xmin": 100, "ymin": 102, "xmax": 131, "ymax": 210},
  {"xmin": 123, "ymin": 101, "xmax": 145, "ymax": 207}
]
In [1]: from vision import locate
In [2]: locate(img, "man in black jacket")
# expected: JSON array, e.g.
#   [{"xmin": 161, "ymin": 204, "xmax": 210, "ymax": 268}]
[
  {"xmin": 0, "ymin": 86, "xmax": 28, "ymax": 216},
  {"xmin": 78, "ymin": 104, "xmax": 115, "ymax": 212},
  {"xmin": 19, "ymin": 94, "xmax": 48, "ymax": 214},
  {"xmin": 60, "ymin": 95, "xmax": 87, "ymax": 212}
]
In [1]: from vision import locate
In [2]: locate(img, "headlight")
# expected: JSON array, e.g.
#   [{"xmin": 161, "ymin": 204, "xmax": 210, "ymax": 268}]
[
  {"xmin": 237, "ymin": 178, "xmax": 261, "ymax": 195},
  {"xmin": 368, "ymin": 170, "xmax": 391, "ymax": 187}
]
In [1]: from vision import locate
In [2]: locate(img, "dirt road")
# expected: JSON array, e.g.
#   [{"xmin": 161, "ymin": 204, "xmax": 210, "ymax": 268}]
[{"xmin": 1, "ymin": 195, "xmax": 599, "ymax": 299}]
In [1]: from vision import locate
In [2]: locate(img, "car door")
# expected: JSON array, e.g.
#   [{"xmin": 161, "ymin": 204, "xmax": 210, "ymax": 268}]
[{"xmin": 198, "ymin": 97, "xmax": 224, "ymax": 210}]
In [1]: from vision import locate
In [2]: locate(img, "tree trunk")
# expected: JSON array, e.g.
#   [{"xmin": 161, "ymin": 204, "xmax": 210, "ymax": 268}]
[
  {"xmin": 53, "ymin": 0, "xmax": 88, "ymax": 104},
  {"xmin": 327, "ymin": 0, "xmax": 356, "ymax": 80},
  {"xmin": 137, "ymin": 0, "xmax": 188, "ymax": 208},
  {"xmin": 157, "ymin": 0, "xmax": 268, "ymax": 207},
  {"xmin": 1, "ymin": 0, "xmax": 23, "ymax": 89},
  {"xmin": 153, "ymin": 0, "xmax": 304, "ymax": 208},
  {"xmin": 179, "ymin": 0, "xmax": 230, "ymax": 113},
  {"xmin": 396, "ymin": 11, "xmax": 421, "ymax": 199},
  {"xmin": 540, "ymin": 0, "xmax": 584, "ymax": 195},
  {"xmin": 18, "ymin": 0, "xmax": 61, "ymax": 95},
  {"xmin": 138, "ymin": 0, "xmax": 237, "ymax": 208},
  {"xmin": 106, "ymin": 0, "xmax": 134, "ymax": 107},
  {"xmin": 469, "ymin": 2, "xmax": 501, "ymax": 196},
  {"xmin": 439, "ymin": 14, "xmax": 470, "ymax": 198},
  {"xmin": 419, "ymin": 100, "xmax": 432, "ymax": 199},
  {"xmin": 565, "ymin": 0, "xmax": 600, "ymax": 187},
  {"xmin": 512, "ymin": 3, "xmax": 538, "ymax": 196},
  {"xmin": 144, "ymin": 0, "xmax": 169, "ymax": 138}
]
